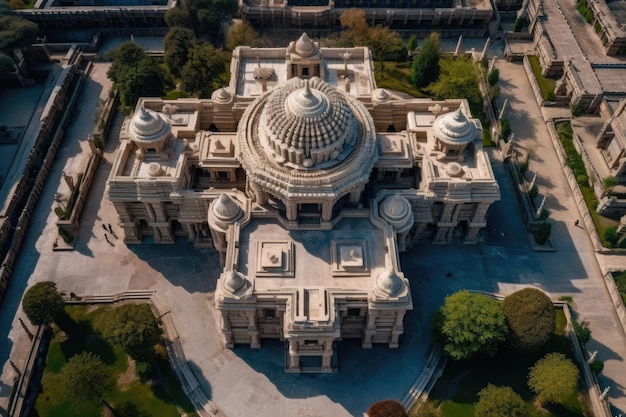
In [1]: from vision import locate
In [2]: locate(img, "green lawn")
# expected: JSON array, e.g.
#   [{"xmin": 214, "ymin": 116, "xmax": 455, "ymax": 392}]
[
  {"xmin": 32, "ymin": 305, "xmax": 197, "ymax": 417},
  {"xmin": 414, "ymin": 309, "xmax": 591, "ymax": 417},
  {"xmin": 374, "ymin": 61, "xmax": 427, "ymax": 98},
  {"xmin": 527, "ymin": 55, "xmax": 557, "ymax": 101}
]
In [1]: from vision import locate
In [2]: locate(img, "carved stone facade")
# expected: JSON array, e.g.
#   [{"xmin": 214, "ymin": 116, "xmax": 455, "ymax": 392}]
[{"xmin": 107, "ymin": 33, "xmax": 500, "ymax": 372}]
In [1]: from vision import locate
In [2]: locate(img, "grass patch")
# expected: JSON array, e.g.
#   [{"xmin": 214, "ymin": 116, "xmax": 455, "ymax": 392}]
[
  {"xmin": 420, "ymin": 309, "xmax": 590, "ymax": 417},
  {"xmin": 33, "ymin": 305, "xmax": 196, "ymax": 417},
  {"xmin": 375, "ymin": 61, "xmax": 427, "ymax": 98},
  {"xmin": 611, "ymin": 271, "xmax": 626, "ymax": 305},
  {"xmin": 555, "ymin": 122, "xmax": 618, "ymax": 245},
  {"xmin": 528, "ymin": 55, "xmax": 556, "ymax": 101}
]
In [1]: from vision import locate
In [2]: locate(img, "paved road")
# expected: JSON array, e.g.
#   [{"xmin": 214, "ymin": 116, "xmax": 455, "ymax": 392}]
[{"xmin": 1, "ymin": 54, "xmax": 626, "ymax": 417}]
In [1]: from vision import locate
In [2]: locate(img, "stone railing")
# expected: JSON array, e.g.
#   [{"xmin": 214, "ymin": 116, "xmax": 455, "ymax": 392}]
[{"xmin": 602, "ymin": 272, "xmax": 626, "ymax": 335}]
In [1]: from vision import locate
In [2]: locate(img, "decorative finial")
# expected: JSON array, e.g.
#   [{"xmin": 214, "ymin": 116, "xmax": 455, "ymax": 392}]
[{"xmin": 303, "ymin": 79, "xmax": 312, "ymax": 98}]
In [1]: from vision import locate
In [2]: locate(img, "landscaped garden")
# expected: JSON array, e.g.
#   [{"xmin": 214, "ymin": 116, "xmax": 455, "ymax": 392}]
[
  {"xmin": 527, "ymin": 55, "xmax": 557, "ymax": 101},
  {"xmin": 555, "ymin": 121, "xmax": 619, "ymax": 247},
  {"xmin": 410, "ymin": 290, "xmax": 593, "ymax": 417},
  {"xmin": 31, "ymin": 304, "xmax": 196, "ymax": 417}
]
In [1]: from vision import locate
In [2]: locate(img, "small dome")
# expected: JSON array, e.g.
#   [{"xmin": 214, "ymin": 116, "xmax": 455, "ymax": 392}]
[
  {"xmin": 380, "ymin": 194, "xmax": 413, "ymax": 231},
  {"xmin": 376, "ymin": 269, "xmax": 404, "ymax": 296},
  {"xmin": 445, "ymin": 162, "xmax": 464, "ymax": 177},
  {"xmin": 129, "ymin": 107, "xmax": 171, "ymax": 146},
  {"xmin": 294, "ymin": 33, "xmax": 318, "ymax": 58},
  {"xmin": 212, "ymin": 88, "xmax": 232, "ymax": 103},
  {"xmin": 212, "ymin": 194, "xmax": 243, "ymax": 223},
  {"xmin": 222, "ymin": 270, "xmax": 245, "ymax": 293},
  {"xmin": 147, "ymin": 162, "xmax": 163, "ymax": 177},
  {"xmin": 433, "ymin": 108, "xmax": 476, "ymax": 145},
  {"xmin": 372, "ymin": 88, "xmax": 390, "ymax": 102}
]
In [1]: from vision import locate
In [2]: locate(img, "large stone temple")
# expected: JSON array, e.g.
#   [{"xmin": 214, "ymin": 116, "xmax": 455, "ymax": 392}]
[{"xmin": 107, "ymin": 33, "xmax": 500, "ymax": 372}]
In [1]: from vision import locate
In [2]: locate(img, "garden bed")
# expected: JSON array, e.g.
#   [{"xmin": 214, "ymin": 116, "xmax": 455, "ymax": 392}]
[
  {"xmin": 413, "ymin": 310, "xmax": 592, "ymax": 417},
  {"xmin": 32, "ymin": 305, "xmax": 197, "ymax": 417}
]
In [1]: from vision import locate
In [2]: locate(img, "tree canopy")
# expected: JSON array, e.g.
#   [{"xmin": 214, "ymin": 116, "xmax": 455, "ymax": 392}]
[
  {"xmin": 101, "ymin": 304, "xmax": 162, "ymax": 360},
  {"xmin": 164, "ymin": 27, "xmax": 195, "ymax": 77},
  {"xmin": 22, "ymin": 281, "xmax": 64, "ymax": 326},
  {"xmin": 60, "ymin": 352, "xmax": 115, "ymax": 403},
  {"xmin": 180, "ymin": 42, "xmax": 226, "ymax": 98},
  {"xmin": 0, "ymin": 14, "xmax": 38, "ymax": 53},
  {"xmin": 435, "ymin": 290, "xmax": 508, "ymax": 360},
  {"xmin": 107, "ymin": 41, "xmax": 170, "ymax": 108},
  {"xmin": 226, "ymin": 21, "xmax": 264, "ymax": 51},
  {"xmin": 185, "ymin": 0, "xmax": 238, "ymax": 40},
  {"xmin": 528, "ymin": 353, "xmax": 580, "ymax": 405},
  {"xmin": 475, "ymin": 385, "xmax": 528, "ymax": 417},
  {"xmin": 0, "ymin": 51, "xmax": 15, "ymax": 74},
  {"xmin": 410, "ymin": 32, "xmax": 441, "ymax": 89},
  {"xmin": 502, "ymin": 288, "xmax": 555, "ymax": 353},
  {"xmin": 426, "ymin": 55, "xmax": 482, "ymax": 113},
  {"xmin": 366, "ymin": 400, "xmax": 408, "ymax": 417}
]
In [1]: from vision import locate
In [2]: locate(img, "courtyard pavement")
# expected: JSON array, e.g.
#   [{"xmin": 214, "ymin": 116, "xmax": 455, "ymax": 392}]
[{"xmin": 1, "ymin": 47, "xmax": 626, "ymax": 417}]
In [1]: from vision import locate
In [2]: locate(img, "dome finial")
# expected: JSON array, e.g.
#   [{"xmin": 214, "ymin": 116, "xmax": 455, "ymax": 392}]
[{"xmin": 303, "ymin": 79, "xmax": 312, "ymax": 98}]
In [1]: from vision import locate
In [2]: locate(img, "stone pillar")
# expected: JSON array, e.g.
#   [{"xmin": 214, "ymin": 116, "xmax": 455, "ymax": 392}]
[
  {"xmin": 321, "ymin": 339, "xmax": 333, "ymax": 372},
  {"xmin": 186, "ymin": 223, "xmax": 196, "ymax": 242},
  {"xmin": 321, "ymin": 201, "xmax": 333, "ymax": 222},
  {"xmin": 455, "ymin": 35, "xmax": 463, "ymax": 56},
  {"xmin": 349, "ymin": 187, "xmax": 362, "ymax": 205},
  {"xmin": 152, "ymin": 202, "xmax": 167, "ymax": 222},
  {"xmin": 144, "ymin": 202, "xmax": 156, "ymax": 222},
  {"xmin": 288, "ymin": 339, "xmax": 300, "ymax": 371},
  {"xmin": 363, "ymin": 310, "xmax": 377, "ymax": 348},
  {"xmin": 221, "ymin": 311, "xmax": 234, "ymax": 348},
  {"xmin": 286, "ymin": 201, "xmax": 298, "ymax": 221},
  {"xmin": 157, "ymin": 224, "xmax": 175, "ymax": 243},
  {"xmin": 246, "ymin": 310, "xmax": 260, "ymax": 348}
]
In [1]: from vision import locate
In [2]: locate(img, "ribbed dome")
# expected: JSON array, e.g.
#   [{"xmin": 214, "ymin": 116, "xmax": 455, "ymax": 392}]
[
  {"xmin": 222, "ymin": 270, "xmax": 245, "ymax": 293},
  {"xmin": 372, "ymin": 88, "xmax": 390, "ymax": 102},
  {"xmin": 380, "ymin": 194, "xmax": 413, "ymax": 231},
  {"xmin": 212, "ymin": 194, "xmax": 243, "ymax": 223},
  {"xmin": 212, "ymin": 87, "xmax": 232, "ymax": 103},
  {"xmin": 376, "ymin": 269, "xmax": 404, "ymax": 296},
  {"xmin": 433, "ymin": 108, "xmax": 476, "ymax": 145},
  {"xmin": 260, "ymin": 77, "xmax": 358, "ymax": 169},
  {"xmin": 294, "ymin": 33, "xmax": 318, "ymax": 57},
  {"xmin": 129, "ymin": 107, "xmax": 171, "ymax": 146}
]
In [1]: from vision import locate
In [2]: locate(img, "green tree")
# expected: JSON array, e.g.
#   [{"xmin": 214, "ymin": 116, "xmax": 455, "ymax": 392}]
[
  {"xmin": 435, "ymin": 290, "xmax": 508, "ymax": 361},
  {"xmin": 226, "ymin": 21, "xmax": 264, "ymax": 51},
  {"xmin": 366, "ymin": 400, "xmax": 408, "ymax": 417},
  {"xmin": 186, "ymin": 0, "xmax": 238, "ymax": 40},
  {"xmin": 426, "ymin": 55, "xmax": 481, "ymax": 113},
  {"xmin": 165, "ymin": 3, "xmax": 192, "ymax": 28},
  {"xmin": 475, "ymin": 385, "xmax": 528, "ymax": 417},
  {"xmin": 101, "ymin": 304, "xmax": 162, "ymax": 360},
  {"xmin": 107, "ymin": 42, "xmax": 169, "ymax": 108},
  {"xmin": 366, "ymin": 25, "xmax": 405, "ymax": 78},
  {"xmin": 164, "ymin": 27, "xmax": 195, "ymax": 77},
  {"xmin": 22, "ymin": 281, "xmax": 64, "ymax": 326},
  {"xmin": 410, "ymin": 32, "xmax": 441, "ymax": 89},
  {"xmin": 572, "ymin": 319, "xmax": 591, "ymax": 346},
  {"xmin": 180, "ymin": 42, "xmax": 225, "ymax": 98},
  {"xmin": 0, "ymin": 14, "xmax": 38, "ymax": 52},
  {"xmin": 406, "ymin": 33, "xmax": 418, "ymax": 54},
  {"xmin": 59, "ymin": 352, "xmax": 116, "ymax": 409},
  {"xmin": 502, "ymin": 288, "xmax": 555, "ymax": 353},
  {"xmin": 528, "ymin": 353, "xmax": 580, "ymax": 405},
  {"xmin": 487, "ymin": 68, "xmax": 499, "ymax": 86}
]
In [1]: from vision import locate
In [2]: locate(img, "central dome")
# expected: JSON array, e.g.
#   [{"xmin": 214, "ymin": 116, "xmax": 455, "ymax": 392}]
[{"xmin": 261, "ymin": 77, "xmax": 358, "ymax": 169}]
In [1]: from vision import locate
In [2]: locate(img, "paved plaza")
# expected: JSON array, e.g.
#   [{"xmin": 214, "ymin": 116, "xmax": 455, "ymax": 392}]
[{"xmin": 1, "ymin": 50, "xmax": 626, "ymax": 416}]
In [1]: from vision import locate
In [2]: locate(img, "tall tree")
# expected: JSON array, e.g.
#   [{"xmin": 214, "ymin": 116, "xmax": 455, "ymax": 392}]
[
  {"xmin": 107, "ymin": 41, "xmax": 169, "ymax": 108},
  {"xmin": 180, "ymin": 42, "xmax": 225, "ymax": 98},
  {"xmin": 528, "ymin": 353, "xmax": 580, "ymax": 405},
  {"xmin": 502, "ymin": 288, "xmax": 555, "ymax": 353},
  {"xmin": 406, "ymin": 33, "xmax": 419, "ymax": 54},
  {"xmin": 410, "ymin": 32, "xmax": 441, "ymax": 89},
  {"xmin": 426, "ymin": 55, "xmax": 482, "ymax": 113},
  {"xmin": 101, "ymin": 304, "xmax": 162, "ymax": 360},
  {"xmin": 475, "ymin": 385, "xmax": 528, "ymax": 417},
  {"xmin": 165, "ymin": 3, "xmax": 192, "ymax": 28},
  {"xmin": 22, "ymin": 281, "xmax": 64, "ymax": 326},
  {"xmin": 434, "ymin": 290, "xmax": 508, "ymax": 360},
  {"xmin": 366, "ymin": 25, "xmax": 404, "ymax": 78},
  {"xmin": 186, "ymin": 0, "xmax": 238, "ymax": 40},
  {"xmin": 60, "ymin": 352, "xmax": 116, "ymax": 410},
  {"xmin": 164, "ymin": 27, "xmax": 195, "ymax": 77},
  {"xmin": 226, "ymin": 21, "xmax": 264, "ymax": 51},
  {"xmin": 0, "ymin": 14, "xmax": 38, "ymax": 52},
  {"xmin": 339, "ymin": 8, "xmax": 368, "ymax": 46}
]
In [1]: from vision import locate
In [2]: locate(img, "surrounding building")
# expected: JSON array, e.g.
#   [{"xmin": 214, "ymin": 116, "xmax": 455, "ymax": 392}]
[{"xmin": 107, "ymin": 33, "xmax": 500, "ymax": 372}]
